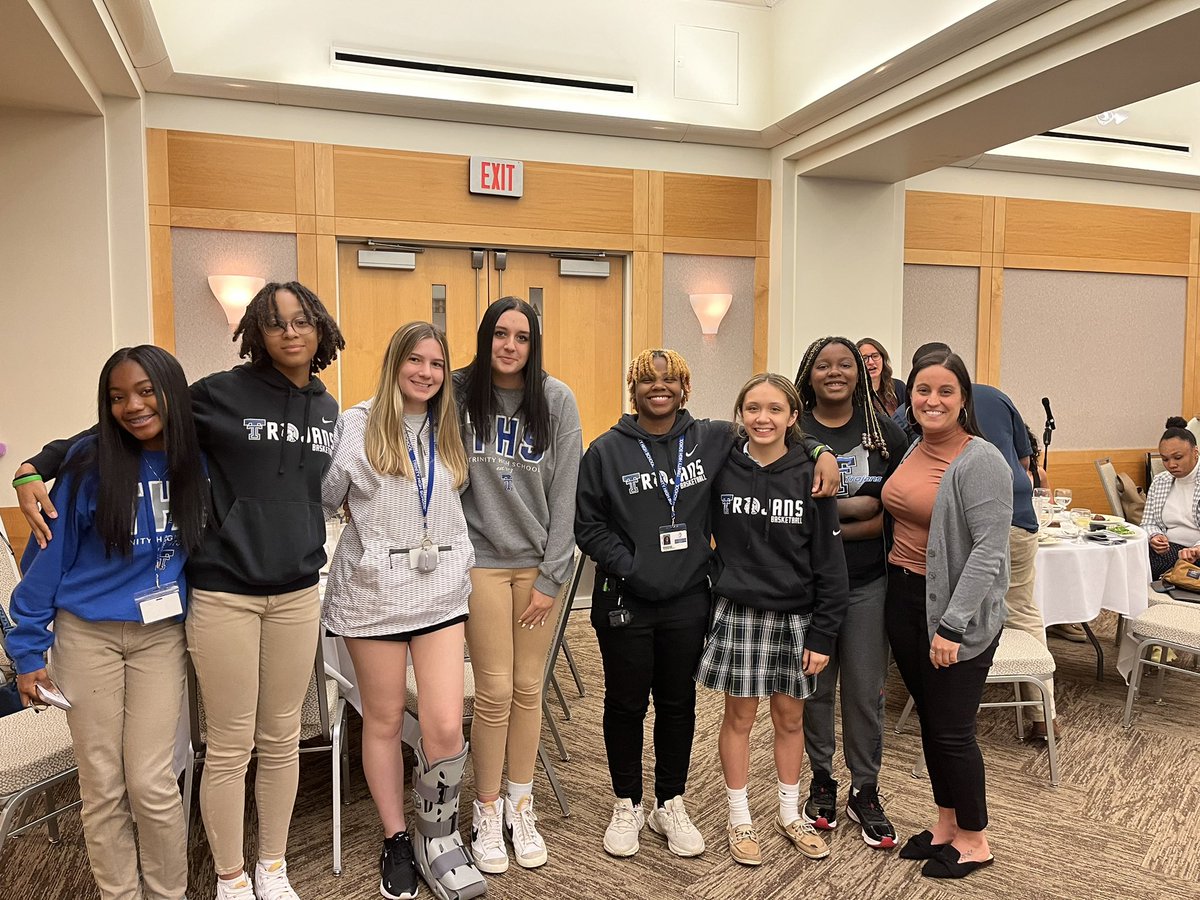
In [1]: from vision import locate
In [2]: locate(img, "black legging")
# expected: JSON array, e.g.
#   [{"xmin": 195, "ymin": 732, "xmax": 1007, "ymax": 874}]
[
  {"xmin": 885, "ymin": 566, "xmax": 1000, "ymax": 832},
  {"xmin": 1150, "ymin": 541, "xmax": 1187, "ymax": 580}
]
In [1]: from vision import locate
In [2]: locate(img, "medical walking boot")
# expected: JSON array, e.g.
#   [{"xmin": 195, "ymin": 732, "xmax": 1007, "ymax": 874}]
[{"xmin": 411, "ymin": 739, "xmax": 487, "ymax": 900}]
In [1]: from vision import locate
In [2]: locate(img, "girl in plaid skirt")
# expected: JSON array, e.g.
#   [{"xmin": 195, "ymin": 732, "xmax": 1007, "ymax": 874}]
[{"xmin": 697, "ymin": 374, "xmax": 849, "ymax": 867}]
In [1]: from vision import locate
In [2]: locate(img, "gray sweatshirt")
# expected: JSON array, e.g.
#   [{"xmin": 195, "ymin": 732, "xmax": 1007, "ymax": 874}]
[
  {"xmin": 459, "ymin": 375, "xmax": 582, "ymax": 596},
  {"xmin": 908, "ymin": 436, "xmax": 1013, "ymax": 660}
]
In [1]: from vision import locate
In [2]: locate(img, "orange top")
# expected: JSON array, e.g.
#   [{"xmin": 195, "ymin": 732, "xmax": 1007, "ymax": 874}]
[{"xmin": 883, "ymin": 430, "xmax": 972, "ymax": 575}]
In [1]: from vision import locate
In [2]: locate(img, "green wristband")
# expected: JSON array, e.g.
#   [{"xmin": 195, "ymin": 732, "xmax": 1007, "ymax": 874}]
[
  {"xmin": 12, "ymin": 473, "xmax": 43, "ymax": 488},
  {"xmin": 810, "ymin": 443, "xmax": 832, "ymax": 461}
]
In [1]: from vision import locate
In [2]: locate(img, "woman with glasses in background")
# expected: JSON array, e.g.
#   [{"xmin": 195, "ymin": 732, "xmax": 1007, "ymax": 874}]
[{"xmin": 856, "ymin": 338, "xmax": 906, "ymax": 418}]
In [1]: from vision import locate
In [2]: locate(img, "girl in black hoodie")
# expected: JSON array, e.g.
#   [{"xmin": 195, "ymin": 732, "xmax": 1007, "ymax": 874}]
[
  {"xmin": 575, "ymin": 351, "xmax": 839, "ymax": 862},
  {"xmin": 696, "ymin": 373, "xmax": 848, "ymax": 868}
]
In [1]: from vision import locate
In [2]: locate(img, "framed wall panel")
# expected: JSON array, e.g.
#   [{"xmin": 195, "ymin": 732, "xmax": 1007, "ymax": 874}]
[
  {"xmin": 901, "ymin": 264, "xmax": 979, "ymax": 379},
  {"xmin": 661, "ymin": 173, "xmax": 759, "ymax": 243},
  {"xmin": 166, "ymin": 132, "xmax": 297, "ymax": 214}
]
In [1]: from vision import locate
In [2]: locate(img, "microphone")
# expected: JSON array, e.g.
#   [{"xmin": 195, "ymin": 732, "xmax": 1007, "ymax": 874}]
[{"xmin": 1041, "ymin": 397, "xmax": 1055, "ymax": 431}]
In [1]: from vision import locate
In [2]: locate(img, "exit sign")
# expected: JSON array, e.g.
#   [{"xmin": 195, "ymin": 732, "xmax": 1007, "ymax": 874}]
[{"xmin": 469, "ymin": 156, "xmax": 523, "ymax": 197}]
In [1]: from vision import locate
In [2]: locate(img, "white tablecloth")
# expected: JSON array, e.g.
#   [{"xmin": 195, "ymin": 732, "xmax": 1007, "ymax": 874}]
[{"xmin": 1033, "ymin": 526, "xmax": 1151, "ymax": 626}]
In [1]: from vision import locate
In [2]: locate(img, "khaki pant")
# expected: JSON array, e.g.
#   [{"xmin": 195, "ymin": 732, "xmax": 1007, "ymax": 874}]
[
  {"xmin": 186, "ymin": 586, "xmax": 320, "ymax": 875},
  {"xmin": 1005, "ymin": 526, "xmax": 1054, "ymax": 722},
  {"xmin": 465, "ymin": 567, "xmax": 560, "ymax": 795},
  {"xmin": 52, "ymin": 610, "xmax": 188, "ymax": 900}
]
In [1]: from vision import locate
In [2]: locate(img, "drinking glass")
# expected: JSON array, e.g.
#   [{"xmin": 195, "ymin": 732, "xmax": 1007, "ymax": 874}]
[
  {"xmin": 1070, "ymin": 507, "xmax": 1092, "ymax": 542},
  {"xmin": 1036, "ymin": 504, "xmax": 1053, "ymax": 530},
  {"xmin": 1054, "ymin": 488, "xmax": 1073, "ymax": 511}
]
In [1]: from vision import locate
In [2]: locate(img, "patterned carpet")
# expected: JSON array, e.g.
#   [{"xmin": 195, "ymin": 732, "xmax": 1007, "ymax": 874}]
[{"xmin": 2, "ymin": 610, "xmax": 1199, "ymax": 900}]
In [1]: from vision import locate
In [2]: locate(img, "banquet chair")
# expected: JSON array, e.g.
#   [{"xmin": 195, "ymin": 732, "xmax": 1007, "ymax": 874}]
[
  {"xmin": 1122, "ymin": 603, "xmax": 1200, "ymax": 727},
  {"xmin": 1094, "ymin": 457, "xmax": 1123, "ymax": 518},
  {"xmin": 895, "ymin": 628, "xmax": 1059, "ymax": 785},
  {"xmin": 0, "ymin": 534, "xmax": 81, "ymax": 862},
  {"xmin": 182, "ymin": 639, "xmax": 349, "ymax": 875}
]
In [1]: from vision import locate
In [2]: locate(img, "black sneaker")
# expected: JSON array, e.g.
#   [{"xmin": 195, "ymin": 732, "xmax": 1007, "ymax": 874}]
[
  {"xmin": 802, "ymin": 772, "xmax": 838, "ymax": 830},
  {"xmin": 846, "ymin": 784, "xmax": 897, "ymax": 850},
  {"xmin": 381, "ymin": 831, "xmax": 419, "ymax": 900}
]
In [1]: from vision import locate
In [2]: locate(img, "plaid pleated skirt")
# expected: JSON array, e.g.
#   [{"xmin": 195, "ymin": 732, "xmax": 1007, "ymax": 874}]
[{"xmin": 695, "ymin": 595, "xmax": 816, "ymax": 700}]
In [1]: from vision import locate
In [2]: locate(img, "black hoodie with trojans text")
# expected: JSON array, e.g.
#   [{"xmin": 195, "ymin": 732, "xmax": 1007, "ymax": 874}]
[{"xmin": 711, "ymin": 443, "xmax": 849, "ymax": 656}]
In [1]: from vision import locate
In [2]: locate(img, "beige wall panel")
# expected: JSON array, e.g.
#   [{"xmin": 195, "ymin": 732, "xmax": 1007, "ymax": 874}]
[
  {"xmin": 332, "ymin": 147, "xmax": 635, "ymax": 235},
  {"xmin": 166, "ymin": 132, "xmax": 297, "ymax": 214},
  {"xmin": 904, "ymin": 191, "xmax": 986, "ymax": 253},
  {"xmin": 661, "ymin": 173, "xmax": 758, "ymax": 242},
  {"xmin": 1004, "ymin": 200, "xmax": 1191, "ymax": 264},
  {"xmin": 151, "ymin": 224, "xmax": 175, "ymax": 352},
  {"xmin": 146, "ymin": 128, "xmax": 169, "ymax": 207},
  {"xmin": 1000, "ymin": 270, "xmax": 1186, "ymax": 451},
  {"xmin": 171, "ymin": 228, "xmax": 297, "ymax": 383},
  {"xmin": 662, "ymin": 255, "xmax": 755, "ymax": 422},
  {"xmin": 901, "ymin": 264, "xmax": 979, "ymax": 380},
  {"xmin": 1046, "ymin": 448, "xmax": 1151, "ymax": 515},
  {"xmin": 631, "ymin": 251, "xmax": 664, "ymax": 355}
]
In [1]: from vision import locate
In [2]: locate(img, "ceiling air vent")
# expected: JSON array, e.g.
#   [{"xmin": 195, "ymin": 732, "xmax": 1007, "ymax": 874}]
[
  {"xmin": 1039, "ymin": 131, "xmax": 1190, "ymax": 154},
  {"xmin": 333, "ymin": 48, "xmax": 636, "ymax": 95}
]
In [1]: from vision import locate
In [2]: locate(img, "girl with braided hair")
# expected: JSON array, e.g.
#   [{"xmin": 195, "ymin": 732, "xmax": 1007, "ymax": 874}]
[
  {"xmin": 576, "ymin": 349, "xmax": 841, "ymax": 861},
  {"xmin": 793, "ymin": 336, "xmax": 909, "ymax": 851}
]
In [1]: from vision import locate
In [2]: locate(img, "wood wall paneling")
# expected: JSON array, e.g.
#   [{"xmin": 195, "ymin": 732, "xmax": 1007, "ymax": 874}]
[
  {"xmin": 1003, "ymin": 199, "xmax": 1191, "ymax": 263},
  {"xmin": 166, "ymin": 132, "xmax": 297, "ymax": 214},
  {"xmin": 753, "ymin": 256, "xmax": 769, "ymax": 373},
  {"xmin": 168, "ymin": 208, "xmax": 298, "ymax": 234},
  {"xmin": 150, "ymin": 224, "xmax": 175, "ymax": 352},
  {"xmin": 904, "ymin": 191, "xmax": 986, "ymax": 253},
  {"xmin": 1047, "ymin": 448, "xmax": 1151, "ymax": 516},
  {"xmin": 661, "ymin": 173, "xmax": 758, "ymax": 243},
  {"xmin": 332, "ymin": 147, "xmax": 636, "ymax": 236},
  {"xmin": 632, "ymin": 251, "xmax": 664, "ymax": 355},
  {"xmin": 146, "ymin": 128, "xmax": 169, "ymax": 208},
  {"xmin": 1, "ymin": 508, "xmax": 32, "ymax": 563}
]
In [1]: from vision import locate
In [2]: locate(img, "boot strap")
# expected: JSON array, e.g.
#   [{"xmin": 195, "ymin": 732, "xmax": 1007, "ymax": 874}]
[
  {"xmin": 415, "ymin": 816, "xmax": 459, "ymax": 838},
  {"xmin": 413, "ymin": 777, "xmax": 461, "ymax": 805},
  {"xmin": 429, "ymin": 845, "xmax": 475, "ymax": 880}
]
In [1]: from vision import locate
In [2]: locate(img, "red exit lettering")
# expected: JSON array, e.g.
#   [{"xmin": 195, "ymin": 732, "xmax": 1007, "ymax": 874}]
[{"xmin": 479, "ymin": 160, "xmax": 515, "ymax": 192}]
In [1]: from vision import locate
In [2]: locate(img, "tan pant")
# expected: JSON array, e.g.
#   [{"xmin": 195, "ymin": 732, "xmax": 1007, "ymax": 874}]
[
  {"xmin": 465, "ymin": 567, "xmax": 560, "ymax": 795},
  {"xmin": 186, "ymin": 586, "xmax": 320, "ymax": 875},
  {"xmin": 1005, "ymin": 526, "xmax": 1054, "ymax": 722},
  {"xmin": 52, "ymin": 610, "xmax": 187, "ymax": 900}
]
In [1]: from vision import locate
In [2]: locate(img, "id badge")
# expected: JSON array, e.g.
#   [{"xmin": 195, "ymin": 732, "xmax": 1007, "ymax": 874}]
[
  {"xmin": 134, "ymin": 583, "xmax": 183, "ymax": 624},
  {"xmin": 659, "ymin": 523, "xmax": 688, "ymax": 553}
]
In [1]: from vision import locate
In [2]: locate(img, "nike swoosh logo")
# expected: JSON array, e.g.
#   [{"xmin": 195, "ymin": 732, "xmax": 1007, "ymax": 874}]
[
  {"xmin": 833, "ymin": 529, "xmax": 842, "ymax": 536},
  {"xmin": 322, "ymin": 417, "xmax": 334, "ymax": 424},
  {"xmin": 685, "ymin": 446, "xmax": 698, "ymax": 458}
]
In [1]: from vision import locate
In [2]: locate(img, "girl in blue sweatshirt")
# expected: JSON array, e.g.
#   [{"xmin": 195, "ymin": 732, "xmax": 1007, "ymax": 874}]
[
  {"xmin": 9, "ymin": 345, "xmax": 208, "ymax": 900},
  {"xmin": 697, "ymin": 373, "xmax": 848, "ymax": 868}
]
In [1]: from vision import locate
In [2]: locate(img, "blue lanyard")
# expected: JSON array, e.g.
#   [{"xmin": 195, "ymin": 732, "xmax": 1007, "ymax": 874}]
[
  {"xmin": 638, "ymin": 436, "xmax": 685, "ymax": 525},
  {"xmin": 405, "ymin": 413, "xmax": 437, "ymax": 535},
  {"xmin": 140, "ymin": 474, "xmax": 174, "ymax": 587}
]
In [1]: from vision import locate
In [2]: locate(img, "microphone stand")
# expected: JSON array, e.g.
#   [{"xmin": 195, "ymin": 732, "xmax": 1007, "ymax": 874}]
[{"xmin": 1042, "ymin": 399, "xmax": 1056, "ymax": 471}]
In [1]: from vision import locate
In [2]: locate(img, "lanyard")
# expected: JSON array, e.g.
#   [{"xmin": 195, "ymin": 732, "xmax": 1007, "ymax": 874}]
[
  {"xmin": 405, "ymin": 412, "xmax": 437, "ymax": 536},
  {"xmin": 638, "ymin": 436, "xmax": 685, "ymax": 526},
  {"xmin": 140, "ymin": 471, "xmax": 175, "ymax": 588}
]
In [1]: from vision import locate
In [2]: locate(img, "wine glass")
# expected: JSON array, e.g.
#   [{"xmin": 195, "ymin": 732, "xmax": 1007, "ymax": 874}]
[
  {"xmin": 1053, "ymin": 488, "xmax": 1073, "ymax": 512},
  {"xmin": 1036, "ymin": 503, "xmax": 1053, "ymax": 531}
]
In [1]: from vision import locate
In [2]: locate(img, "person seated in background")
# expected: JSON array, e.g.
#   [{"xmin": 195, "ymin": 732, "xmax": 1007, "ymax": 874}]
[
  {"xmin": 1143, "ymin": 417, "xmax": 1200, "ymax": 579},
  {"xmin": 856, "ymin": 338, "xmax": 907, "ymax": 417}
]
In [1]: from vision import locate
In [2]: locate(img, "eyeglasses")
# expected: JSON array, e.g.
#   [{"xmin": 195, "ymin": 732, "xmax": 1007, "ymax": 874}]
[
  {"xmin": 263, "ymin": 317, "xmax": 315, "ymax": 336},
  {"xmin": 861, "ymin": 353, "xmax": 882, "ymax": 363}
]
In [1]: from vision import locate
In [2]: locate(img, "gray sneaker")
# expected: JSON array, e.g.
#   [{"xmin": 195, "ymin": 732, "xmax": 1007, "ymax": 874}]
[
  {"xmin": 603, "ymin": 798, "xmax": 645, "ymax": 857},
  {"xmin": 647, "ymin": 795, "xmax": 706, "ymax": 857}
]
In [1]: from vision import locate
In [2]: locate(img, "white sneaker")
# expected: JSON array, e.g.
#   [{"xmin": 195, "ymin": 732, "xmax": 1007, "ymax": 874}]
[
  {"xmin": 504, "ymin": 795, "xmax": 548, "ymax": 869},
  {"xmin": 647, "ymin": 795, "xmax": 706, "ymax": 857},
  {"xmin": 471, "ymin": 798, "xmax": 510, "ymax": 874},
  {"xmin": 603, "ymin": 798, "xmax": 645, "ymax": 857},
  {"xmin": 214, "ymin": 873, "xmax": 256, "ymax": 900},
  {"xmin": 254, "ymin": 859, "xmax": 300, "ymax": 900}
]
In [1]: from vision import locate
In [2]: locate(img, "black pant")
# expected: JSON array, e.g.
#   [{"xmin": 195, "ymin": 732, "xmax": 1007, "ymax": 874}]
[
  {"xmin": 885, "ymin": 566, "xmax": 1000, "ymax": 832},
  {"xmin": 1150, "ymin": 541, "xmax": 1187, "ymax": 580},
  {"xmin": 591, "ymin": 578, "xmax": 710, "ymax": 806}
]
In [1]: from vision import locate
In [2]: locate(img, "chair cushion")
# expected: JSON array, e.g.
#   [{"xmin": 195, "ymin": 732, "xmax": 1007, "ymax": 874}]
[
  {"xmin": 406, "ymin": 662, "xmax": 476, "ymax": 719},
  {"xmin": 298, "ymin": 677, "xmax": 342, "ymax": 742},
  {"xmin": 1130, "ymin": 603, "xmax": 1200, "ymax": 647},
  {"xmin": 987, "ymin": 628, "xmax": 1056, "ymax": 678},
  {"xmin": 0, "ymin": 707, "xmax": 76, "ymax": 796}
]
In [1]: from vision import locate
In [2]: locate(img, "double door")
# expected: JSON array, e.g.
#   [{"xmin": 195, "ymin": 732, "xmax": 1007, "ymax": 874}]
[{"xmin": 337, "ymin": 244, "xmax": 624, "ymax": 443}]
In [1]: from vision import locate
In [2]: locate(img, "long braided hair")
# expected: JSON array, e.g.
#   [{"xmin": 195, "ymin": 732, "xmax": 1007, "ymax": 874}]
[{"xmin": 794, "ymin": 336, "xmax": 891, "ymax": 460}]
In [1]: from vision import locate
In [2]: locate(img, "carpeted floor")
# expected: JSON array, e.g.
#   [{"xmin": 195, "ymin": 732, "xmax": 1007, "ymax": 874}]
[{"xmin": 2, "ymin": 610, "xmax": 1199, "ymax": 900}]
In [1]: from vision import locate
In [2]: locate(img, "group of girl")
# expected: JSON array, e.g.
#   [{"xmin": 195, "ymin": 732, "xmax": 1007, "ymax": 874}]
[
  {"xmin": 8, "ymin": 291, "xmax": 1011, "ymax": 897},
  {"xmin": 10, "ymin": 287, "xmax": 578, "ymax": 900}
]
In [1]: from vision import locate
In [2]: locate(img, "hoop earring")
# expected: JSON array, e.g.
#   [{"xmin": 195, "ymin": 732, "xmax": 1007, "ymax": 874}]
[{"xmin": 958, "ymin": 408, "xmax": 968, "ymax": 427}]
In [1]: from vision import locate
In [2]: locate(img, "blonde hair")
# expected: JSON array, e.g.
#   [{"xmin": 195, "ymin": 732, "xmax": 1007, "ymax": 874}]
[
  {"xmin": 365, "ymin": 321, "xmax": 469, "ymax": 489},
  {"xmin": 733, "ymin": 373, "xmax": 805, "ymax": 445},
  {"xmin": 626, "ymin": 348, "xmax": 692, "ymax": 411}
]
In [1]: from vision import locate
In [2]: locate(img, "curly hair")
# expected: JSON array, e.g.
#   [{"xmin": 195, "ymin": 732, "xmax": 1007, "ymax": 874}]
[
  {"xmin": 626, "ymin": 349, "xmax": 692, "ymax": 411},
  {"xmin": 856, "ymin": 336, "xmax": 898, "ymax": 416},
  {"xmin": 233, "ymin": 281, "xmax": 345, "ymax": 375},
  {"xmin": 794, "ymin": 336, "xmax": 891, "ymax": 459}
]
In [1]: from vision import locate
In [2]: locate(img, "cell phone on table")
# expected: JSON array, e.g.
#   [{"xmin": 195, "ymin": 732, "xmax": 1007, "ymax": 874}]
[{"xmin": 36, "ymin": 682, "xmax": 72, "ymax": 710}]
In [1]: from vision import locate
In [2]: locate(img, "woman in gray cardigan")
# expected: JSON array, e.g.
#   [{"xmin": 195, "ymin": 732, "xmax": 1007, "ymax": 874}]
[{"xmin": 880, "ymin": 349, "xmax": 1012, "ymax": 880}]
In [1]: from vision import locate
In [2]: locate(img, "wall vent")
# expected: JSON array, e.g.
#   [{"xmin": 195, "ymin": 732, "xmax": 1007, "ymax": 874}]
[
  {"xmin": 1039, "ymin": 130, "xmax": 1190, "ymax": 154},
  {"xmin": 333, "ymin": 48, "xmax": 636, "ymax": 95}
]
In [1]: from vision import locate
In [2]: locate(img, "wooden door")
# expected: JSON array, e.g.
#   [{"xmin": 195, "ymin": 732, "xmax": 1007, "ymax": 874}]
[
  {"xmin": 490, "ymin": 252, "xmax": 624, "ymax": 444},
  {"xmin": 336, "ymin": 244, "xmax": 483, "ymax": 407}
]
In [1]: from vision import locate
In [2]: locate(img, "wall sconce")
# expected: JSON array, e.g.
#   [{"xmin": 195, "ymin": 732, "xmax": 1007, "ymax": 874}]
[
  {"xmin": 208, "ymin": 275, "xmax": 265, "ymax": 330},
  {"xmin": 688, "ymin": 293, "xmax": 733, "ymax": 335}
]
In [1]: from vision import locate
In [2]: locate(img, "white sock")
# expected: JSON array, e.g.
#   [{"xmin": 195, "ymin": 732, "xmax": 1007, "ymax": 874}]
[
  {"xmin": 726, "ymin": 785, "xmax": 752, "ymax": 827},
  {"xmin": 506, "ymin": 779, "xmax": 533, "ymax": 814},
  {"xmin": 778, "ymin": 780, "xmax": 800, "ymax": 825}
]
